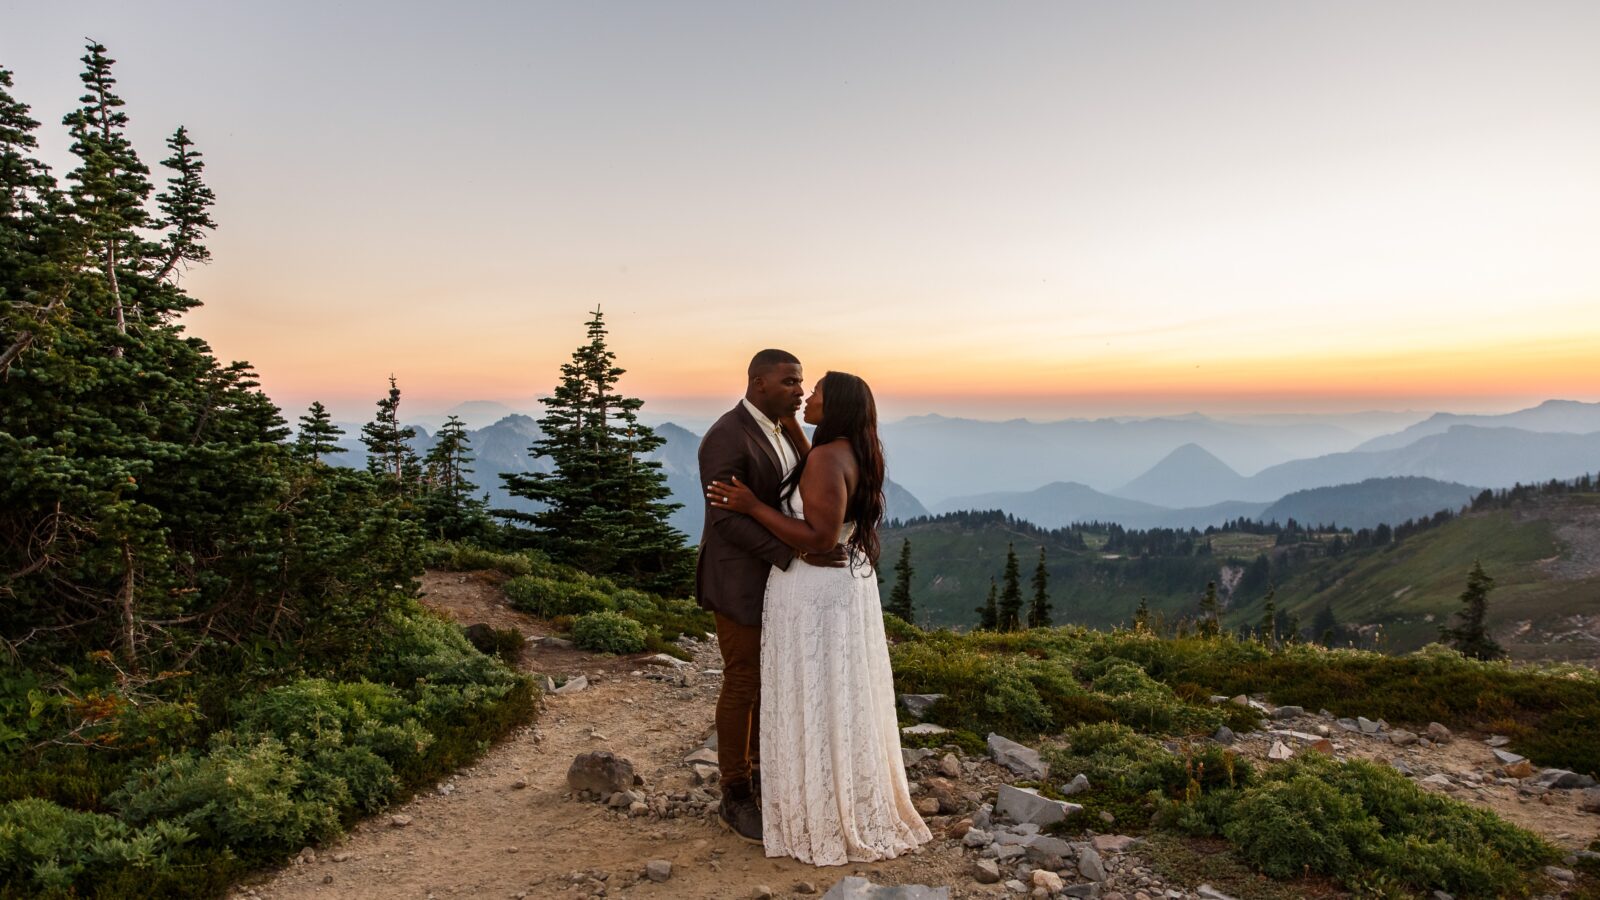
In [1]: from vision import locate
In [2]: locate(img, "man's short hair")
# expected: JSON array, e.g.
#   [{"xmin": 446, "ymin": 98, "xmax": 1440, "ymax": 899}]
[{"xmin": 748, "ymin": 349, "xmax": 801, "ymax": 379}]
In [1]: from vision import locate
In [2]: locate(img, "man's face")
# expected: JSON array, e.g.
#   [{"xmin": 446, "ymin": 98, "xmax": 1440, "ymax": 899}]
[{"xmin": 752, "ymin": 363, "xmax": 805, "ymax": 418}]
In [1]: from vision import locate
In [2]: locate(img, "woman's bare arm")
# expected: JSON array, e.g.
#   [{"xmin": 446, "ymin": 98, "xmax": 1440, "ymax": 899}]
[{"xmin": 707, "ymin": 442, "xmax": 852, "ymax": 554}]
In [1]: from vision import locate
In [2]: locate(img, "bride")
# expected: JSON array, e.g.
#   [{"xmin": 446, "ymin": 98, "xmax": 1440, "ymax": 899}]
[{"xmin": 706, "ymin": 371, "xmax": 932, "ymax": 866}]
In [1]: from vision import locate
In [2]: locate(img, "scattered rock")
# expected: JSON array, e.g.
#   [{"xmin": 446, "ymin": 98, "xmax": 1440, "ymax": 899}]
[
  {"xmin": 1267, "ymin": 740, "xmax": 1293, "ymax": 760},
  {"xmin": 1485, "ymin": 735, "xmax": 1511, "ymax": 748},
  {"xmin": 1309, "ymin": 739, "xmax": 1334, "ymax": 754},
  {"xmin": 899, "ymin": 693, "xmax": 946, "ymax": 719},
  {"xmin": 753, "ymin": 887, "xmax": 775, "ymax": 899},
  {"xmin": 1390, "ymin": 759, "xmax": 1415, "ymax": 776},
  {"xmin": 988, "ymin": 733, "xmax": 1050, "ymax": 780},
  {"xmin": 1271, "ymin": 705, "xmax": 1304, "ymax": 719},
  {"xmin": 566, "ymin": 751, "xmax": 636, "ymax": 795},
  {"xmin": 821, "ymin": 876, "xmax": 949, "ymax": 899},
  {"xmin": 554, "ymin": 674, "xmax": 588, "ymax": 695},
  {"xmin": 1531, "ymin": 769, "xmax": 1599, "ymax": 789},
  {"xmin": 1061, "ymin": 773, "xmax": 1091, "ymax": 796},
  {"xmin": 1003, "ymin": 882, "xmax": 1028, "ymax": 895},
  {"xmin": 1197, "ymin": 887, "xmax": 1240, "ymax": 900},
  {"xmin": 1032, "ymin": 870, "xmax": 1065, "ymax": 893},
  {"xmin": 389, "ymin": 814, "xmax": 412, "ymax": 827},
  {"xmin": 902, "ymin": 747, "xmax": 937, "ymax": 768},
  {"xmin": 1421, "ymin": 774, "xmax": 1456, "ymax": 791},
  {"xmin": 1492, "ymin": 748, "xmax": 1525, "ymax": 765},
  {"xmin": 643, "ymin": 653, "xmax": 690, "ymax": 668},
  {"xmin": 1504, "ymin": 760, "xmax": 1535, "ymax": 779},
  {"xmin": 794, "ymin": 881, "xmax": 818, "ymax": 895},
  {"xmin": 510, "ymin": 777, "xmax": 528, "ymax": 790},
  {"xmin": 939, "ymin": 753, "xmax": 962, "ymax": 779},
  {"xmin": 644, "ymin": 860, "xmax": 671, "ymax": 883},
  {"xmin": 1211, "ymin": 726, "xmax": 1235, "ymax": 745},
  {"xmin": 902, "ymin": 723, "xmax": 950, "ymax": 736},
  {"xmin": 1335, "ymin": 717, "xmax": 1360, "ymax": 732},
  {"xmin": 1357, "ymin": 716, "xmax": 1381, "ymax": 734},
  {"xmin": 963, "ymin": 828, "xmax": 992, "ymax": 848},
  {"xmin": 915, "ymin": 797, "xmax": 941, "ymax": 815},
  {"xmin": 1388, "ymin": 729, "xmax": 1418, "ymax": 747},
  {"xmin": 972, "ymin": 859, "xmax": 1002, "ymax": 884},
  {"xmin": 1576, "ymin": 787, "xmax": 1600, "ymax": 813},
  {"xmin": 1229, "ymin": 694, "xmax": 1250, "ymax": 707},
  {"xmin": 1426, "ymin": 722, "xmax": 1453, "ymax": 743},
  {"xmin": 995, "ymin": 784, "xmax": 1081, "ymax": 826},
  {"xmin": 1092, "ymin": 834, "xmax": 1139, "ymax": 854},
  {"xmin": 331, "ymin": 852, "xmax": 351, "ymax": 863},
  {"xmin": 1078, "ymin": 846, "xmax": 1107, "ymax": 882},
  {"xmin": 1543, "ymin": 866, "xmax": 1575, "ymax": 882}
]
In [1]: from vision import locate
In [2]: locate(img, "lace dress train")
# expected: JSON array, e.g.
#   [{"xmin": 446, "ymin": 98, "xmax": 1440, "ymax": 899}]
[{"xmin": 759, "ymin": 515, "xmax": 932, "ymax": 866}]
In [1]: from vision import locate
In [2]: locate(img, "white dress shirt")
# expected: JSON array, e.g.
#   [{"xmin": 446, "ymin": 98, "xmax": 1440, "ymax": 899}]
[{"xmin": 742, "ymin": 398, "xmax": 799, "ymax": 478}]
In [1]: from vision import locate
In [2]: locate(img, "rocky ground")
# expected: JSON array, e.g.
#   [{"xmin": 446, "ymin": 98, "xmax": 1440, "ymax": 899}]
[{"xmin": 238, "ymin": 572, "xmax": 1599, "ymax": 900}]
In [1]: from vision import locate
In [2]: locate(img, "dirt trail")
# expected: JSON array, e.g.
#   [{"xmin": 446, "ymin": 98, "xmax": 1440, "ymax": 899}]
[
  {"xmin": 241, "ymin": 572, "xmax": 1597, "ymax": 900},
  {"xmin": 240, "ymin": 573, "xmax": 973, "ymax": 900}
]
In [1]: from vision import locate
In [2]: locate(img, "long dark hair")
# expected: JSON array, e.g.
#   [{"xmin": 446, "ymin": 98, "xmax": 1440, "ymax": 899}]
[{"xmin": 781, "ymin": 371, "xmax": 886, "ymax": 567}]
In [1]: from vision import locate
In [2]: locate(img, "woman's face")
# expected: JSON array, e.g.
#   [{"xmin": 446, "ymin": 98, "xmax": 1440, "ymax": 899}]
[{"xmin": 802, "ymin": 381, "xmax": 825, "ymax": 426}]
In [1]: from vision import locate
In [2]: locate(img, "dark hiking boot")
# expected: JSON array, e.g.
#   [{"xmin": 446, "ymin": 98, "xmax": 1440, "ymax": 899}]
[{"xmin": 718, "ymin": 779, "xmax": 763, "ymax": 845}]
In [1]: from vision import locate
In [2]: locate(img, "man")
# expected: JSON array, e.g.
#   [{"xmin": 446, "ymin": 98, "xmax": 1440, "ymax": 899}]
[{"xmin": 696, "ymin": 349, "xmax": 844, "ymax": 843}]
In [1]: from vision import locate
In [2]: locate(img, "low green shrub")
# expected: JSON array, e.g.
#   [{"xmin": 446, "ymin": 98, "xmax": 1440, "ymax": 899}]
[
  {"xmin": 0, "ymin": 797, "xmax": 201, "ymax": 897},
  {"xmin": 463, "ymin": 624, "xmax": 526, "ymax": 666},
  {"xmin": 882, "ymin": 613, "xmax": 921, "ymax": 643},
  {"xmin": 420, "ymin": 541, "xmax": 553, "ymax": 577},
  {"xmin": 503, "ymin": 576, "xmax": 614, "ymax": 618},
  {"xmin": 570, "ymin": 611, "xmax": 649, "ymax": 655},
  {"xmin": 111, "ymin": 733, "xmax": 347, "ymax": 864},
  {"xmin": 1177, "ymin": 753, "xmax": 1555, "ymax": 897}
]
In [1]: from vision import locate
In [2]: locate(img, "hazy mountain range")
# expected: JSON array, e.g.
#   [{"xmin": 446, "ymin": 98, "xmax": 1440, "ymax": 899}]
[{"xmin": 316, "ymin": 399, "xmax": 1600, "ymax": 535}]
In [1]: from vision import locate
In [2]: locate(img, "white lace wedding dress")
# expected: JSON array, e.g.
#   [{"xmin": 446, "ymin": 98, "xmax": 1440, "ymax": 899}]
[{"xmin": 759, "ymin": 494, "xmax": 932, "ymax": 866}]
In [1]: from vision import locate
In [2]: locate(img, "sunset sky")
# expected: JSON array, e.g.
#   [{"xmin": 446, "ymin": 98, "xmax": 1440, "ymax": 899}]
[{"xmin": 7, "ymin": 1, "xmax": 1599, "ymax": 422}]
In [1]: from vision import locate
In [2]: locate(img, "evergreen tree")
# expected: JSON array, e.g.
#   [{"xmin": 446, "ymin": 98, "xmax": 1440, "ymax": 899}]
[
  {"xmin": 1027, "ymin": 546, "xmax": 1051, "ymax": 628},
  {"xmin": 500, "ymin": 308, "xmax": 690, "ymax": 592},
  {"xmin": 360, "ymin": 376, "xmax": 419, "ymax": 490},
  {"xmin": 975, "ymin": 578, "xmax": 999, "ymax": 631},
  {"xmin": 1259, "ymin": 587, "xmax": 1277, "ymax": 645},
  {"xmin": 61, "ymin": 42, "xmax": 153, "ymax": 348},
  {"xmin": 420, "ymin": 415, "xmax": 490, "ymax": 540},
  {"xmin": 1440, "ymin": 560, "xmax": 1505, "ymax": 660},
  {"xmin": 1197, "ymin": 580, "xmax": 1220, "ymax": 637},
  {"xmin": 997, "ymin": 543, "xmax": 1023, "ymax": 631},
  {"xmin": 294, "ymin": 401, "xmax": 345, "ymax": 464},
  {"xmin": 152, "ymin": 125, "xmax": 217, "ymax": 283},
  {"xmin": 885, "ymin": 538, "xmax": 914, "ymax": 623},
  {"xmin": 1133, "ymin": 597, "xmax": 1151, "ymax": 633},
  {"xmin": 2, "ymin": 47, "xmax": 417, "ymax": 687},
  {"xmin": 1312, "ymin": 602, "xmax": 1339, "ymax": 646}
]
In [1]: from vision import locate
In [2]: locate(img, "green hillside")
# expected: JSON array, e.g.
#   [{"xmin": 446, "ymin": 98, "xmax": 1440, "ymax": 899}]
[
  {"xmin": 1234, "ymin": 495, "xmax": 1600, "ymax": 659},
  {"xmin": 885, "ymin": 494, "xmax": 1600, "ymax": 664}
]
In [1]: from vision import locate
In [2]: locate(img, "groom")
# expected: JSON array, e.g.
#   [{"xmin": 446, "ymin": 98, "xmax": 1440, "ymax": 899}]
[{"xmin": 696, "ymin": 349, "xmax": 845, "ymax": 843}]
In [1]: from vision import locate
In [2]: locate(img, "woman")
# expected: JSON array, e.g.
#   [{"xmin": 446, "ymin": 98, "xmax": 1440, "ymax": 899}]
[{"xmin": 706, "ymin": 371, "xmax": 932, "ymax": 866}]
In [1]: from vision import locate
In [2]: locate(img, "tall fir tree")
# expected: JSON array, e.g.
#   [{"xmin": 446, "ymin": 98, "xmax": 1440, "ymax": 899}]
[
  {"xmin": 885, "ymin": 538, "xmax": 914, "ymax": 623},
  {"xmin": 1440, "ymin": 560, "xmax": 1505, "ymax": 660},
  {"xmin": 1259, "ymin": 587, "xmax": 1277, "ymax": 645},
  {"xmin": 360, "ymin": 376, "xmax": 419, "ymax": 490},
  {"xmin": 152, "ymin": 125, "xmax": 217, "ymax": 284},
  {"xmin": 61, "ymin": 42, "xmax": 153, "ymax": 348},
  {"xmin": 997, "ymin": 543, "xmax": 1023, "ymax": 632},
  {"xmin": 1026, "ymin": 546, "xmax": 1051, "ymax": 628},
  {"xmin": 975, "ymin": 578, "xmax": 999, "ymax": 631},
  {"xmin": 1133, "ymin": 597, "xmax": 1151, "ymax": 633},
  {"xmin": 294, "ymin": 401, "xmax": 345, "ymax": 464},
  {"xmin": 421, "ymin": 415, "xmax": 490, "ymax": 540},
  {"xmin": 1312, "ymin": 602, "xmax": 1339, "ymax": 646},
  {"xmin": 500, "ymin": 308, "xmax": 690, "ymax": 593},
  {"xmin": 1197, "ymin": 580, "xmax": 1220, "ymax": 637}
]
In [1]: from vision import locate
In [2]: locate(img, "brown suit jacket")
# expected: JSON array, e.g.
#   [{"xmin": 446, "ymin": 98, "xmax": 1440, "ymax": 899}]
[{"xmin": 695, "ymin": 403, "xmax": 797, "ymax": 627}]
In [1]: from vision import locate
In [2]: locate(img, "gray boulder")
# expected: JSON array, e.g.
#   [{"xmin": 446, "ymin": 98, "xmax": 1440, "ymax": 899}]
[
  {"xmin": 566, "ymin": 751, "xmax": 635, "ymax": 795},
  {"xmin": 1492, "ymin": 748, "xmax": 1526, "ymax": 765},
  {"xmin": 644, "ymin": 860, "xmax": 672, "ymax": 883},
  {"xmin": 1577, "ymin": 787, "xmax": 1600, "ymax": 813},
  {"xmin": 1212, "ymin": 725, "xmax": 1235, "ymax": 745},
  {"xmin": 1531, "ymin": 769, "xmax": 1599, "ymax": 789},
  {"xmin": 995, "ymin": 784, "xmax": 1081, "ymax": 826},
  {"xmin": 1388, "ymin": 729, "xmax": 1419, "ymax": 747},
  {"xmin": 553, "ymin": 674, "xmax": 588, "ymax": 695},
  {"xmin": 899, "ymin": 694, "xmax": 945, "ymax": 719},
  {"xmin": 1271, "ymin": 705, "xmax": 1305, "ymax": 719},
  {"xmin": 987, "ymin": 733, "xmax": 1049, "ymax": 780},
  {"xmin": 1357, "ymin": 716, "xmax": 1381, "ymax": 734},
  {"xmin": 1023, "ymin": 835, "xmax": 1076, "ymax": 869},
  {"xmin": 1197, "ymin": 887, "xmax": 1241, "ymax": 900},
  {"xmin": 1426, "ymin": 722, "xmax": 1453, "ymax": 743},
  {"xmin": 971, "ymin": 859, "xmax": 1001, "ymax": 884},
  {"xmin": 1077, "ymin": 846, "xmax": 1107, "ymax": 882},
  {"xmin": 821, "ymin": 877, "xmax": 949, "ymax": 899},
  {"xmin": 1061, "ymin": 773, "xmax": 1091, "ymax": 796}
]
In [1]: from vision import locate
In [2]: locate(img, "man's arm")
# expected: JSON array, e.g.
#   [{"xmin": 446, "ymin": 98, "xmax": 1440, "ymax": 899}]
[{"xmin": 699, "ymin": 426, "xmax": 795, "ymax": 570}]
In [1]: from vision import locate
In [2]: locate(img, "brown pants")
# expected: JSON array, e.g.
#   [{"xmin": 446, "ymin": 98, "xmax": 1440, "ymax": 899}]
[{"xmin": 713, "ymin": 612, "xmax": 760, "ymax": 787}]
